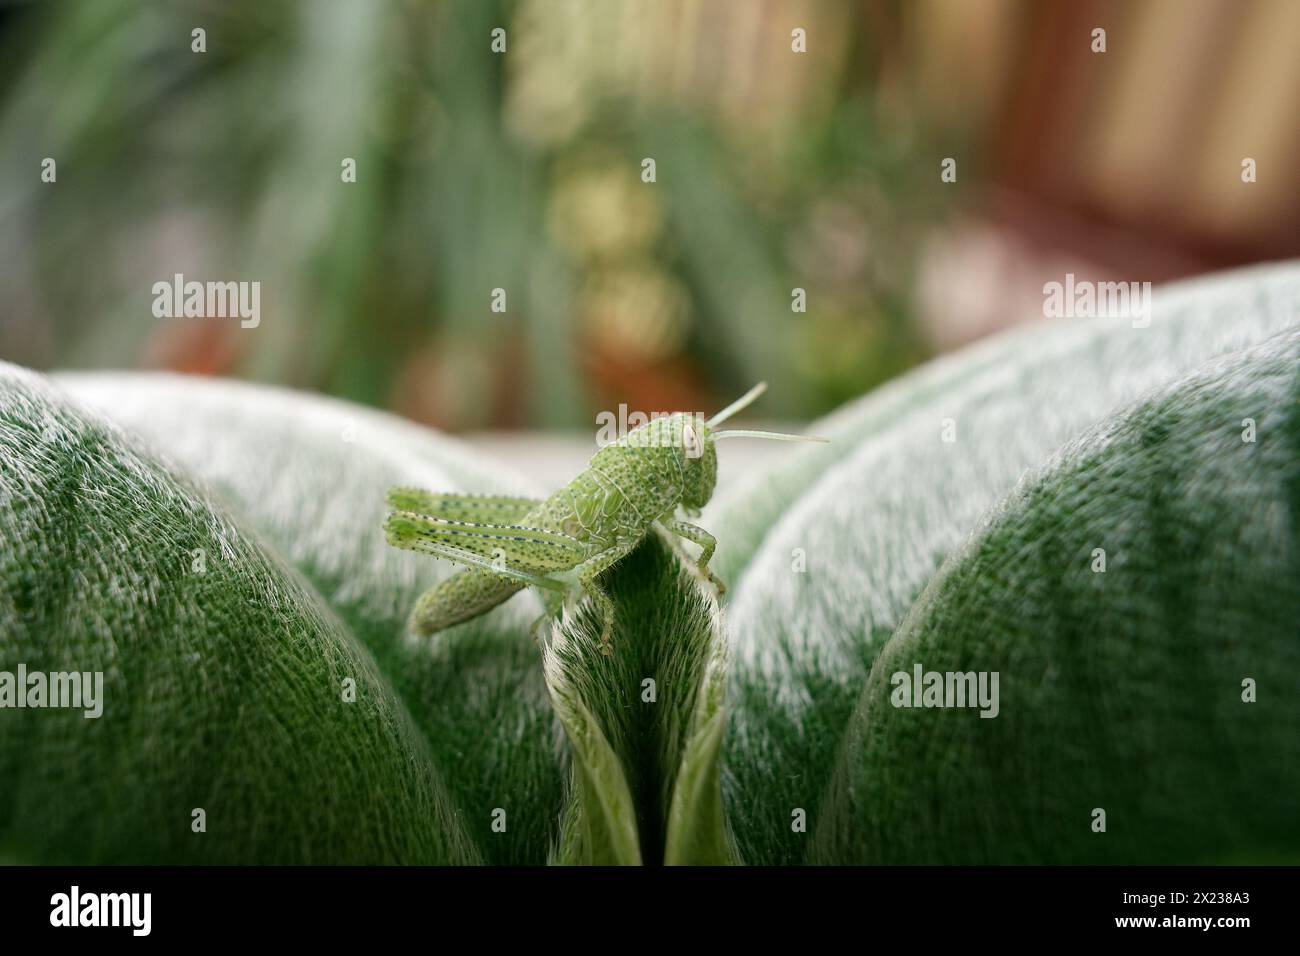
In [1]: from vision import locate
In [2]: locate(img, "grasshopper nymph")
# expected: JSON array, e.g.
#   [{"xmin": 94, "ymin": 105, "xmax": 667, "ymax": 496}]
[{"xmin": 384, "ymin": 383, "xmax": 825, "ymax": 654}]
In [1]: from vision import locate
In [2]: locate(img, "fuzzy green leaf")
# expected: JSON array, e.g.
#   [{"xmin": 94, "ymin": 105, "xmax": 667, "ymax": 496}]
[
  {"xmin": 711, "ymin": 263, "xmax": 1300, "ymax": 864},
  {"xmin": 545, "ymin": 537, "xmax": 737, "ymax": 865},
  {"xmin": 0, "ymin": 365, "xmax": 482, "ymax": 863},
  {"xmin": 814, "ymin": 328, "xmax": 1300, "ymax": 862},
  {"xmin": 8, "ymin": 368, "xmax": 566, "ymax": 864}
]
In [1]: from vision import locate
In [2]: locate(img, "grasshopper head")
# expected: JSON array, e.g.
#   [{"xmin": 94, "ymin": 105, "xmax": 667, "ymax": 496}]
[{"xmin": 678, "ymin": 415, "xmax": 718, "ymax": 510}]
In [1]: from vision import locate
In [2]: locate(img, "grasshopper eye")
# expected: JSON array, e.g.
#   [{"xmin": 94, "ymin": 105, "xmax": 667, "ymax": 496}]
[{"xmin": 683, "ymin": 421, "xmax": 703, "ymax": 459}]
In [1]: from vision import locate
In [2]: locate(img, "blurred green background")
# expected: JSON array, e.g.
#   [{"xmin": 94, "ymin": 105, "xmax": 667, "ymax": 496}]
[{"xmin": 1, "ymin": 0, "xmax": 1296, "ymax": 432}]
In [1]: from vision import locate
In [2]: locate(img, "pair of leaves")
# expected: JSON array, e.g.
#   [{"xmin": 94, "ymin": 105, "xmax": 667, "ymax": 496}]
[{"xmin": 544, "ymin": 537, "xmax": 733, "ymax": 864}]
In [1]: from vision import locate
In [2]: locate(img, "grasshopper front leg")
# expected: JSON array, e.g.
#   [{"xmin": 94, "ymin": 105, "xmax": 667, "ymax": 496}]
[{"xmin": 659, "ymin": 516, "xmax": 725, "ymax": 596}]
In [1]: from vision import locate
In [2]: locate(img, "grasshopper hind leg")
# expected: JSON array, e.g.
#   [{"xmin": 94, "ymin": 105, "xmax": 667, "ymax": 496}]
[
  {"xmin": 385, "ymin": 509, "xmax": 576, "ymax": 637},
  {"xmin": 412, "ymin": 568, "xmax": 571, "ymax": 641},
  {"xmin": 410, "ymin": 570, "xmax": 526, "ymax": 636}
]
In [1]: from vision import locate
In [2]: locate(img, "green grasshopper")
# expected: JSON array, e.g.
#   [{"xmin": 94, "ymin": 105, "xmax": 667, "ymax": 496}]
[{"xmin": 383, "ymin": 383, "xmax": 824, "ymax": 653}]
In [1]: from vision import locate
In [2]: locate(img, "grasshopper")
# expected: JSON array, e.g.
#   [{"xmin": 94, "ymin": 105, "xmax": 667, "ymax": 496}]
[{"xmin": 383, "ymin": 383, "xmax": 824, "ymax": 653}]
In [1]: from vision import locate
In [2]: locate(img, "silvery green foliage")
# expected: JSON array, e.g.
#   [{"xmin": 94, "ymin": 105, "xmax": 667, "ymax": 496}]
[
  {"xmin": 711, "ymin": 262, "xmax": 1300, "ymax": 864},
  {"xmin": 4, "ymin": 261, "xmax": 1296, "ymax": 865},
  {"xmin": 543, "ymin": 537, "xmax": 734, "ymax": 864},
  {"xmin": 51, "ymin": 374, "xmax": 734, "ymax": 865},
  {"xmin": 0, "ymin": 365, "xmax": 480, "ymax": 863},
  {"xmin": 47, "ymin": 373, "xmax": 565, "ymax": 864},
  {"xmin": 816, "ymin": 328, "xmax": 1300, "ymax": 862}
]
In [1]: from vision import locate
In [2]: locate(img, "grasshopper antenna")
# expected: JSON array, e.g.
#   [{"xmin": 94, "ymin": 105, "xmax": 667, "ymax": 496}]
[
  {"xmin": 708, "ymin": 383, "xmax": 828, "ymax": 442},
  {"xmin": 708, "ymin": 382, "xmax": 768, "ymax": 428},
  {"xmin": 713, "ymin": 429, "xmax": 829, "ymax": 443}
]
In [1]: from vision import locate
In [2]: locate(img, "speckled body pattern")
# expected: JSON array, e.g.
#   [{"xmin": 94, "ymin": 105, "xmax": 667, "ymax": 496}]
[{"xmin": 385, "ymin": 412, "xmax": 723, "ymax": 653}]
